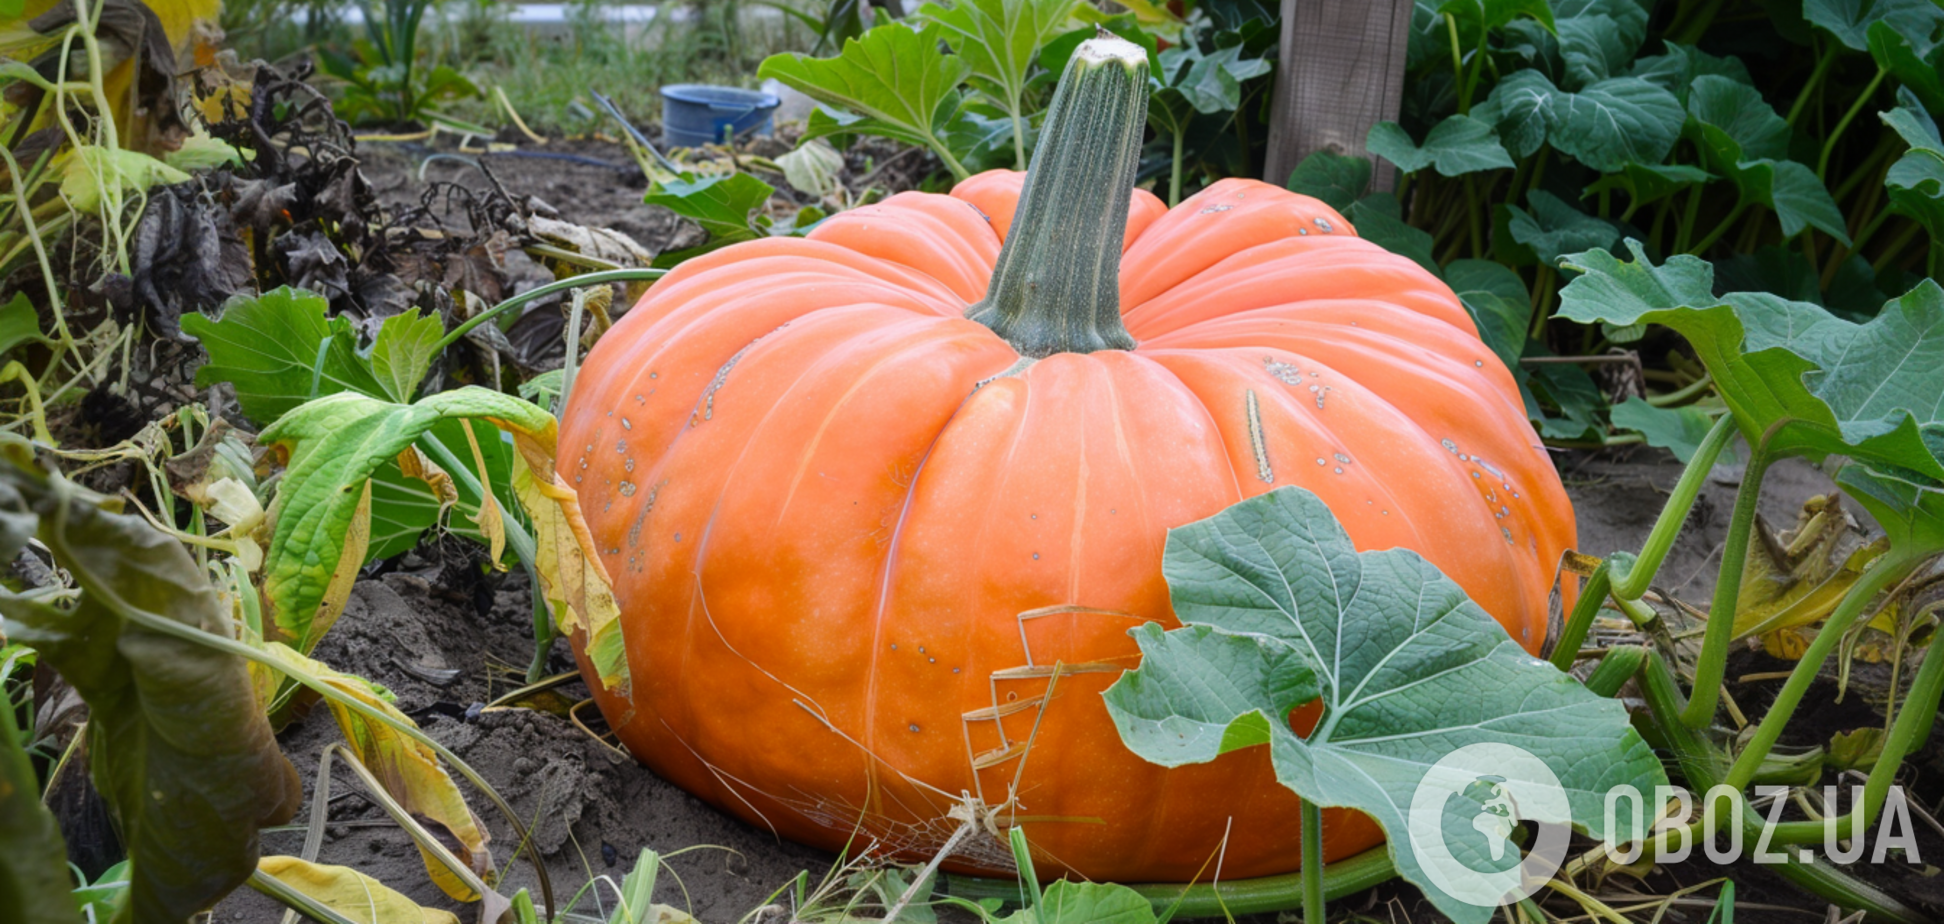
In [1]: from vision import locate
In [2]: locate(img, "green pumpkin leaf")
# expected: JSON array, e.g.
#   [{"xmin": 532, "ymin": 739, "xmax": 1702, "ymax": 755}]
[
  {"xmin": 1629, "ymin": 41, "xmax": 1755, "ymax": 105},
  {"xmin": 1523, "ymin": 344, "xmax": 1607, "ymax": 440},
  {"xmin": 1446, "ymin": 259, "xmax": 1532, "ymax": 372},
  {"xmin": 1714, "ymin": 244, "xmax": 1826, "ymax": 305},
  {"xmin": 257, "ymin": 390, "xmax": 631, "ymax": 696},
  {"xmin": 1284, "ymin": 150, "xmax": 1372, "ymax": 213},
  {"xmin": 1882, "ymin": 89, "xmax": 1944, "ymax": 247},
  {"xmin": 1835, "ymin": 465, "xmax": 1944, "ymax": 554},
  {"xmin": 646, "ymin": 172, "xmax": 777, "ymax": 268},
  {"xmin": 1038, "ymin": 11, "xmax": 1163, "ymax": 80},
  {"xmin": 915, "ymin": 0, "xmax": 1080, "ymax": 167},
  {"xmin": 1153, "ymin": 43, "xmax": 1273, "ymax": 116},
  {"xmin": 1506, "ymin": 191, "xmax": 1620, "ymax": 267},
  {"xmin": 0, "ymin": 443, "xmax": 302, "ymax": 924},
  {"xmin": 997, "ymin": 880, "xmax": 1157, "ymax": 924},
  {"xmin": 368, "ymin": 308, "xmax": 444, "ymax": 404},
  {"xmin": 184, "ymin": 289, "xmax": 501, "ymax": 565},
  {"xmin": 366, "ymin": 419, "xmax": 515, "ymax": 561},
  {"xmin": 1802, "ymin": 0, "xmax": 1944, "ymax": 52},
  {"xmin": 1867, "ymin": 20, "xmax": 1944, "ymax": 116},
  {"xmin": 1548, "ymin": 76, "xmax": 1683, "ymax": 173},
  {"xmin": 1346, "ymin": 194, "xmax": 1439, "ymax": 275},
  {"xmin": 1552, "ymin": 0, "xmax": 1648, "ymax": 89},
  {"xmin": 1432, "ymin": 0, "xmax": 1556, "ymax": 50},
  {"xmin": 760, "ymin": 23, "xmax": 975, "ymax": 178},
  {"xmin": 1685, "ymin": 76, "xmax": 1848, "ymax": 243},
  {"xmin": 183, "ymin": 287, "xmax": 387, "ymax": 427},
  {"xmin": 1686, "ymin": 75, "xmax": 1790, "ymax": 161},
  {"xmin": 1557, "ymin": 241, "xmax": 1944, "ymax": 479},
  {"xmin": 1610, "ymin": 398, "xmax": 1718, "ymax": 463},
  {"xmin": 1104, "ymin": 487, "xmax": 1666, "ymax": 924},
  {"xmin": 0, "ymin": 292, "xmax": 46, "ymax": 359},
  {"xmin": 1475, "ymin": 69, "xmax": 1557, "ymax": 158},
  {"xmin": 1368, "ymin": 115, "xmax": 1515, "ymax": 177},
  {"xmin": 0, "ymin": 688, "xmax": 72, "ymax": 924},
  {"xmin": 1583, "ymin": 162, "xmax": 1714, "ymax": 210},
  {"xmin": 1499, "ymin": 17, "xmax": 1563, "ymax": 73},
  {"xmin": 259, "ymin": 392, "xmax": 535, "ymax": 650}
]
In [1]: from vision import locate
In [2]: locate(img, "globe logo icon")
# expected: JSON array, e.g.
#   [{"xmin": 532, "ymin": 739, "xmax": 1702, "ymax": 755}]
[{"xmin": 1407, "ymin": 743, "xmax": 1575, "ymax": 907}]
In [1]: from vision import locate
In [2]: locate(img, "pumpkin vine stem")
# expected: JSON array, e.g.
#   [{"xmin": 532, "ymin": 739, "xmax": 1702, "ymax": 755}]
[{"xmin": 967, "ymin": 32, "xmax": 1148, "ymax": 359}]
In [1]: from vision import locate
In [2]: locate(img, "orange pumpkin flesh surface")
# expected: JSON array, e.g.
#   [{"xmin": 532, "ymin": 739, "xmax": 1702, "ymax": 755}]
[{"xmin": 561, "ymin": 42, "xmax": 1576, "ymax": 884}]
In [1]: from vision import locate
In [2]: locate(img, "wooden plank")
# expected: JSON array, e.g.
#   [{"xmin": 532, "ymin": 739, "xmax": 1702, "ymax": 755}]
[{"xmin": 1262, "ymin": 0, "xmax": 1417, "ymax": 192}]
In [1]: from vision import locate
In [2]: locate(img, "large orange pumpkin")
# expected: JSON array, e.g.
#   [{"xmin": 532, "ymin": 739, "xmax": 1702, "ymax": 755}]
[{"xmin": 561, "ymin": 38, "xmax": 1576, "ymax": 884}]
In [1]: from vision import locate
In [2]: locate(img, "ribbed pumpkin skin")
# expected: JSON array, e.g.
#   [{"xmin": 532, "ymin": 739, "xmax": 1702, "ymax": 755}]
[{"xmin": 559, "ymin": 171, "xmax": 1577, "ymax": 882}]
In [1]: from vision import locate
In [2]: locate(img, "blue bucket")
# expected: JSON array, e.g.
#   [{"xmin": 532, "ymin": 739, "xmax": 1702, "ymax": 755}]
[{"xmin": 660, "ymin": 85, "xmax": 781, "ymax": 148}]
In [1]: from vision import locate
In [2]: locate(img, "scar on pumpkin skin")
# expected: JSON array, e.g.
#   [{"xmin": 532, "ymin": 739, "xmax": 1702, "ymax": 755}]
[
  {"xmin": 690, "ymin": 322, "xmax": 791, "ymax": 427},
  {"xmin": 1247, "ymin": 389, "xmax": 1273, "ymax": 484}
]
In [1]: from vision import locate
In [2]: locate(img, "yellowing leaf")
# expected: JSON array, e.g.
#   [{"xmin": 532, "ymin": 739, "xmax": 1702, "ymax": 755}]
[
  {"xmin": 1828, "ymin": 728, "xmax": 1887, "ymax": 773},
  {"xmin": 502, "ymin": 419, "xmax": 631, "ymax": 708},
  {"xmin": 460, "ymin": 420, "xmax": 506, "ymax": 569},
  {"xmin": 258, "ymin": 388, "xmax": 632, "ymax": 695},
  {"xmin": 60, "ymin": 147, "xmax": 190, "ymax": 213},
  {"xmin": 396, "ymin": 447, "xmax": 457, "ymax": 511},
  {"xmin": 1734, "ymin": 494, "xmax": 1886, "ymax": 645},
  {"xmin": 205, "ymin": 477, "xmax": 266, "ymax": 572},
  {"xmin": 306, "ymin": 480, "xmax": 373, "ymax": 648},
  {"xmin": 257, "ymin": 856, "xmax": 461, "ymax": 924},
  {"xmin": 261, "ymin": 644, "xmax": 492, "ymax": 901}
]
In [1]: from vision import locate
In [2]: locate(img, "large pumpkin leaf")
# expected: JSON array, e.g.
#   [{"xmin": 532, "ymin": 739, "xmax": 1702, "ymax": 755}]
[
  {"xmin": 1554, "ymin": 0, "xmax": 1648, "ymax": 88},
  {"xmin": 1284, "ymin": 150, "xmax": 1372, "ymax": 213},
  {"xmin": 1882, "ymin": 89, "xmax": 1944, "ymax": 249},
  {"xmin": 1151, "ymin": 42, "xmax": 1273, "ymax": 125},
  {"xmin": 1367, "ymin": 116, "xmax": 1515, "ymax": 177},
  {"xmin": 257, "ymin": 389, "xmax": 630, "ymax": 698},
  {"xmin": 1345, "ymin": 194, "xmax": 1439, "ymax": 275},
  {"xmin": 1, "ymin": 689, "xmax": 72, "ymax": 924},
  {"xmin": 1802, "ymin": 0, "xmax": 1944, "ymax": 52},
  {"xmin": 916, "ymin": 0, "xmax": 1080, "ymax": 164},
  {"xmin": 1685, "ymin": 76, "xmax": 1848, "ymax": 243},
  {"xmin": 760, "ymin": 23, "xmax": 974, "ymax": 178},
  {"xmin": 1609, "ymin": 398, "xmax": 1717, "ymax": 463},
  {"xmin": 184, "ymin": 288, "xmax": 488, "ymax": 559},
  {"xmin": 0, "ymin": 441, "xmax": 303, "ymax": 924},
  {"xmin": 1504, "ymin": 190, "xmax": 1619, "ymax": 267},
  {"xmin": 1630, "ymin": 41, "xmax": 1753, "ymax": 105},
  {"xmin": 257, "ymin": 857, "xmax": 460, "ymax": 924},
  {"xmin": 1582, "ymin": 162, "xmax": 1714, "ymax": 211},
  {"xmin": 1433, "ymin": 0, "xmax": 1555, "ymax": 49},
  {"xmin": 1475, "ymin": 69, "xmax": 1557, "ymax": 158},
  {"xmin": 1556, "ymin": 241, "xmax": 1944, "ymax": 479},
  {"xmin": 1835, "ymin": 465, "xmax": 1944, "ymax": 555},
  {"xmin": 1547, "ymin": 77, "xmax": 1684, "ymax": 173},
  {"xmin": 1444, "ymin": 259, "xmax": 1530, "ymax": 372},
  {"xmin": 1868, "ymin": 20, "xmax": 1944, "ymax": 117},
  {"xmin": 368, "ymin": 308, "xmax": 444, "ymax": 404},
  {"xmin": 182, "ymin": 288, "xmax": 387, "ymax": 426},
  {"xmin": 1104, "ymin": 487, "xmax": 1665, "ymax": 924},
  {"xmin": 645, "ymin": 173, "xmax": 778, "ymax": 268},
  {"xmin": 261, "ymin": 645, "xmax": 490, "ymax": 902}
]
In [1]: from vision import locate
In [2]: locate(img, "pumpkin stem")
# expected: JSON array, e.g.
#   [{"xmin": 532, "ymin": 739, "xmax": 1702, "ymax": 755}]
[{"xmin": 966, "ymin": 33, "xmax": 1148, "ymax": 358}]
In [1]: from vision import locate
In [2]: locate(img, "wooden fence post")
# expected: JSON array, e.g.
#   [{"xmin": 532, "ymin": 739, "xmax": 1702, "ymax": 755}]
[{"xmin": 1262, "ymin": 0, "xmax": 1416, "ymax": 191}]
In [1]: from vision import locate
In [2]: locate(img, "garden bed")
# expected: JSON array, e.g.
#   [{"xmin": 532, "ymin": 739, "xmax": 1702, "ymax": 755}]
[{"xmin": 196, "ymin": 444, "xmax": 1941, "ymax": 924}]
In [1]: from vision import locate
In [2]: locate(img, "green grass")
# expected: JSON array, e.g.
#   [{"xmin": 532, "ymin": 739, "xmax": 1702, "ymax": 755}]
[{"xmin": 225, "ymin": 0, "xmax": 820, "ymax": 135}]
